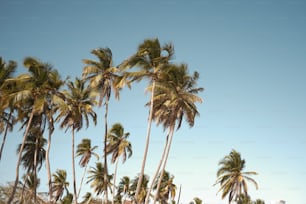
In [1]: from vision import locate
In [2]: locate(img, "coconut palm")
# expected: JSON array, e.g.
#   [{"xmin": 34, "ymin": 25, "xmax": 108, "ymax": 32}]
[
  {"xmin": 87, "ymin": 162, "xmax": 113, "ymax": 203},
  {"xmin": 130, "ymin": 174, "xmax": 150, "ymax": 204},
  {"xmin": 51, "ymin": 169, "xmax": 70, "ymax": 203},
  {"xmin": 116, "ymin": 176, "xmax": 132, "ymax": 204},
  {"xmin": 151, "ymin": 64, "xmax": 203, "ymax": 204},
  {"xmin": 83, "ymin": 47, "xmax": 122, "ymax": 203},
  {"xmin": 106, "ymin": 123, "xmax": 132, "ymax": 204},
  {"xmin": 55, "ymin": 78, "xmax": 97, "ymax": 204},
  {"xmin": 5, "ymin": 57, "xmax": 62, "ymax": 204},
  {"xmin": 153, "ymin": 171, "xmax": 176, "ymax": 204},
  {"xmin": 189, "ymin": 197, "xmax": 202, "ymax": 204},
  {"xmin": 0, "ymin": 57, "xmax": 17, "ymax": 161},
  {"xmin": 122, "ymin": 38, "xmax": 174, "ymax": 202},
  {"xmin": 253, "ymin": 199, "xmax": 265, "ymax": 204},
  {"xmin": 215, "ymin": 150, "xmax": 258, "ymax": 204},
  {"xmin": 76, "ymin": 138, "xmax": 99, "ymax": 197},
  {"xmin": 236, "ymin": 194, "xmax": 252, "ymax": 204}
]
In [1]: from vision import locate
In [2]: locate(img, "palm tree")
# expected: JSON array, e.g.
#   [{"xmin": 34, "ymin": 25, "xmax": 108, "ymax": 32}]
[
  {"xmin": 253, "ymin": 199, "xmax": 265, "ymax": 204},
  {"xmin": 76, "ymin": 138, "xmax": 99, "ymax": 197},
  {"xmin": 151, "ymin": 64, "xmax": 203, "ymax": 204},
  {"xmin": 236, "ymin": 194, "xmax": 252, "ymax": 204},
  {"xmin": 153, "ymin": 171, "xmax": 176, "ymax": 204},
  {"xmin": 130, "ymin": 174, "xmax": 150, "ymax": 204},
  {"xmin": 0, "ymin": 57, "xmax": 17, "ymax": 161},
  {"xmin": 116, "ymin": 176, "xmax": 132, "ymax": 204},
  {"xmin": 55, "ymin": 78, "xmax": 97, "ymax": 204},
  {"xmin": 87, "ymin": 162, "xmax": 113, "ymax": 203},
  {"xmin": 106, "ymin": 123, "xmax": 132, "ymax": 204},
  {"xmin": 122, "ymin": 38, "xmax": 174, "ymax": 202},
  {"xmin": 4, "ymin": 57, "xmax": 62, "ymax": 204},
  {"xmin": 51, "ymin": 169, "xmax": 70, "ymax": 203},
  {"xmin": 215, "ymin": 149, "xmax": 258, "ymax": 204},
  {"xmin": 190, "ymin": 197, "xmax": 202, "ymax": 204},
  {"xmin": 83, "ymin": 47, "xmax": 122, "ymax": 203}
]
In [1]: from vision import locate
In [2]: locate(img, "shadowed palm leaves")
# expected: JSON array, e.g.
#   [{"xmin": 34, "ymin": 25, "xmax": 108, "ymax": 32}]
[
  {"xmin": 83, "ymin": 47, "xmax": 122, "ymax": 203},
  {"xmin": 130, "ymin": 174, "xmax": 150, "ymax": 204},
  {"xmin": 87, "ymin": 162, "xmax": 113, "ymax": 203},
  {"xmin": 0, "ymin": 57, "xmax": 17, "ymax": 160},
  {"xmin": 106, "ymin": 123, "xmax": 132, "ymax": 204},
  {"xmin": 51, "ymin": 169, "xmax": 70, "ymax": 203},
  {"xmin": 122, "ymin": 38, "xmax": 174, "ymax": 202},
  {"xmin": 4, "ymin": 57, "xmax": 62, "ymax": 204},
  {"xmin": 153, "ymin": 171, "xmax": 176, "ymax": 204},
  {"xmin": 76, "ymin": 138, "xmax": 99, "ymax": 197},
  {"xmin": 55, "ymin": 78, "xmax": 97, "ymax": 204},
  {"xmin": 215, "ymin": 150, "xmax": 258, "ymax": 204}
]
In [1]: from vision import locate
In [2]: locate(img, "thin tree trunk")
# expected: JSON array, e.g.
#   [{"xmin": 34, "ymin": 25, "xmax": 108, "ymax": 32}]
[
  {"xmin": 176, "ymin": 184, "xmax": 182, "ymax": 204},
  {"xmin": 153, "ymin": 125, "xmax": 175, "ymax": 204},
  {"xmin": 104, "ymin": 97, "xmax": 109, "ymax": 204},
  {"xmin": 8, "ymin": 109, "xmax": 35, "ymax": 204},
  {"xmin": 77, "ymin": 164, "xmax": 88, "ymax": 198},
  {"xmin": 144, "ymin": 133, "xmax": 169, "ymax": 204},
  {"xmin": 112, "ymin": 159, "xmax": 119, "ymax": 204},
  {"xmin": 0, "ymin": 110, "xmax": 12, "ymax": 160},
  {"xmin": 33, "ymin": 134, "xmax": 39, "ymax": 204},
  {"xmin": 135, "ymin": 79, "xmax": 156, "ymax": 203},
  {"xmin": 72, "ymin": 127, "xmax": 78, "ymax": 204},
  {"xmin": 46, "ymin": 125, "xmax": 53, "ymax": 203}
]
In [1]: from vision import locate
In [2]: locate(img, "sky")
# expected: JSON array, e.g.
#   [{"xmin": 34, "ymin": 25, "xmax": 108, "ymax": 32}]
[{"xmin": 1, "ymin": 0, "xmax": 306, "ymax": 203}]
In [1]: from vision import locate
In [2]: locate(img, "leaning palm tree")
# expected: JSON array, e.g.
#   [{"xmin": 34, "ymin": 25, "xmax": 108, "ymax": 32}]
[
  {"xmin": 106, "ymin": 123, "xmax": 132, "ymax": 204},
  {"xmin": 215, "ymin": 149, "xmax": 258, "ymax": 204},
  {"xmin": 76, "ymin": 138, "xmax": 99, "ymax": 197},
  {"xmin": 55, "ymin": 78, "xmax": 97, "ymax": 204},
  {"xmin": 151, "ymin": 64, "xmax": 203, "ymax": 204},
  {"xmin": 51, "ymin": 169, "xmax": 70, "ymax": 203},
  {"xmin": 5, "ymin": 57, "xmax": 62, "ymax": 204},
  {"xmin": 87, "ymin": 162, "xmax": 113, "ymax": 204},
  {"xmin": 83, "ymin": 47, "xmax": 122, "ymax": 203},
  {"xmin": 121, "ymin": 38, "xmax": 174, "ymax": 202},
  {"xmin": 0, "ymin": 57, "xmax": 17, "ymax": 161}
]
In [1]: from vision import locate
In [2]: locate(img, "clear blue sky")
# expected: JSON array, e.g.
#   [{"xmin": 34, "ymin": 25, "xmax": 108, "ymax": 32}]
[{"xmin": 1, "ymin": 1, "xmax": 306, "ymax": 203}]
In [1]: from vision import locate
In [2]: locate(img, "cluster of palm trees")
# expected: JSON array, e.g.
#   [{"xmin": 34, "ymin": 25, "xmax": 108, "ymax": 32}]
[{"xmin": 0, "ymin": 38, "xmax": 204, "ymax": 204}]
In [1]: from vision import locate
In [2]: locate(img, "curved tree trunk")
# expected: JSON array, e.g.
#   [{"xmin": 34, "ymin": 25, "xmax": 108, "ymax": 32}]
[
  {"xmin": 8, "ymin": 109, "xmax": 35, "ymax": 204},
  {"xmin": 72, "ymin": 127, "xmax": 78, "ymax": 204},
  {"xmin": 135, "ymin": 79, "xmax": 156, "ymax": 203},
  {"xmin": 144, "ymin": 133, "xmax": 169, "ymax": 204},
  {"xmin": 0, "ymin": 110, "xmax": 12, "ymax": 160},
  {"xmin": 77, "ymin": 163, "xmax": 88, "ymax": 198},
  {"xmin": 153, "ymin": 125, "xmax": 175, "ymax": 204},
  {"xmin": 33, "ymin": 134, "xmax": 39, "ymax": 204}
]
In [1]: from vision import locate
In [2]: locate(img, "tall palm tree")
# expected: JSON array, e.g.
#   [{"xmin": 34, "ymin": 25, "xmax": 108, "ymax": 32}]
[
  {"xmin": 83, "ymin": 47, "xmax": 122, "ymax": 203},
  {"xmin": 151, "ymin": 64, "xmax": 203, "ymax": 204},
  {"xmin": 215, "ymin": 149, "xmax": 258, "ymax": 204},
  {"xmin": 106, "ymin": 123, "xmax": 132, "ymax": 204},
  {"xmin": 51, "ymin": 169, "xmax": 70, "ymax": 203},
  {"xmin": 122, "ymin": 38, "xmax": 174, "ymax": 202},
  {"xmin": 153, "ymin": 171, "xmax": 176, "ymax": 204},
  {"xmin": 55, "ymin": 78, "xmax": 97, "ymax": 204},
  {"xmin": 76, "ymin": 138, "xmax": 99, "ymax": 197},
  {"xmin": 87, "ymin": 162, "xmax": 113, "ymax": 203},
  {"xmin": 4, "ymin": 57, "xmax": 62, "ymax": 204},
  {"xmin": 0, "ymin": 57, "xmax": 17, "ymax": 161}
]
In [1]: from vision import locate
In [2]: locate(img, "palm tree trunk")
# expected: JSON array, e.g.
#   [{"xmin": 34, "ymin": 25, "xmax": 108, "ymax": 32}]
[
  {"xmin": 153, "ymin": 125, "xmax": 175, "ymax": 204},
  {"xmin": 104, "ymin": 97, "xmax": 109, "ymax": 204},
  {"xmin": 144, "ymin": 133, "xmax": 169, "ymax": 204},
  {"xmin": 135, "ymin": 79, "xmax": 156, "ymax": 203},
  {"xmin": 8, "ymin": 109, "xmax": 35, "ymax": 204},
  {"xmin": 72, "ymin": 127, "xmax": 78, "ymax": 204},
  {"xmin": 46, "ymin": 126, "xmax": 53, "ymax": 203},
  {"xmin": 112, "ymin": 159, "xmax": 119, "ymax": 204},
  {"xmin": 176, "ymin": 184, "xmax": 182, "ymax": 204},
  {"xmin": 33, "ymin": 134, "xmax": 39, "ymax": 204},
  {"xmin": 77, "ymin": 164, "xmax": 88, "ymax": 198},
  {"xmin": 0, "ymin": 110, "xmax": 12, "ymax": 160}
]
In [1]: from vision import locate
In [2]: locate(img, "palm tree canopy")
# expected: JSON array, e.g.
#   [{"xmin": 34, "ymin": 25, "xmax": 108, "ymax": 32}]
[
  {"xmin": 51, "ymin": 169, "xmax": 69, "ymax": 202},
  {"xmin": 76, "ymin": 138, "xmax": 99, "ymax": 167},
  {"xmin": 106, "ymin": 123, "xmax": 132, "ymax": 164},
  {"xmin": 215, "ymin": 149, "xmax": 258, "ymax": 203}
]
